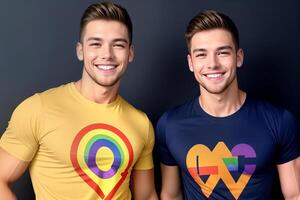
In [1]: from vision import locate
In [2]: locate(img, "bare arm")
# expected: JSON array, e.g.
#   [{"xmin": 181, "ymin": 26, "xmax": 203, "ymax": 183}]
[
  {"xmin": 0, "ymin": 148, "xmax": 29, "ymax": 200},
  {"xmin": 278, "ymin": 156, "xmax": 300, "ymax": 200},
  {"xmin": 130, "ymin": 169, "xmax": 158, "ymax": 200},
  {"xmin": 160, "ymin": 164, "xmax": 183, "ymax": 200}
]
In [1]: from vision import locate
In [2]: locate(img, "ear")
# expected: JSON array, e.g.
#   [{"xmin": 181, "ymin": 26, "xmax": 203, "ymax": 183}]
[
  {"xmin": 76, "ymin": 42, "xmax": 83, "ymax": 61},
  {"xmin": 236, "ymin": 48, "xmax": 244, "ymax": 68},
  {"xmin": 129, "ymin": 45, "xmax": 134, "ymax": 63},
  {"xmin": 187, "ymin": 54, "xmax": 194, "ymax": 72}
]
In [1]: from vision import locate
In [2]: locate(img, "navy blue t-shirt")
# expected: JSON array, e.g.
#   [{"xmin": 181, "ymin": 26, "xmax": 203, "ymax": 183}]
[{"xmin": 156, "ymin": 96, "xmax": 300, "ymax": 200}]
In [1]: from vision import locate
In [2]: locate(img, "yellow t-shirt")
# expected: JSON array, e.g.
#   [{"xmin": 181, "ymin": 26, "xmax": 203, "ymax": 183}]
[{"xmin": 0, "ymin": 83, "xmax": 154, "ymax": 200}]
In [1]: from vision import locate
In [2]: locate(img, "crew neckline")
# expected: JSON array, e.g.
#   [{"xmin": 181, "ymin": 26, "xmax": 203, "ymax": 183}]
[
  {"xmin": 194, "ymin": 95, "xmax": 249, "ymax": 120},
  {"xmin": 68, "ymin": 82, "xmax": 121, "ymax": 108}
]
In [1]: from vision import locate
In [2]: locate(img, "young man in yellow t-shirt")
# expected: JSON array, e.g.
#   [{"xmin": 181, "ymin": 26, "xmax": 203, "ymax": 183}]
[{"xmin": 0, "ymin": 2, "xmax": 158, "ymax": 200}]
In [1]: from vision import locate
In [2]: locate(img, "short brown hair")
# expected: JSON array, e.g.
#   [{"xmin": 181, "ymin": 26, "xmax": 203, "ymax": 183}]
[
  {"xmin": 185, "ymin": 10, "xmax": 239, "ymax": 52},
  {"xmin": 79, "ymin": 2, "xmax": 133, "ymax": 44}
]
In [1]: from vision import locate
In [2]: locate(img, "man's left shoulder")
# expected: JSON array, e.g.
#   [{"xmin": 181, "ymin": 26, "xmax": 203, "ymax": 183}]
[
  {"xmin": 249, "ymin": 97, "xmax": 297, "ymax": 131},
  {"xmin": 120, "ymin": 97, "xmax": 150, "ymax": 122},
  {"xmin": 249, "ymin": 97, "xmax": 293, "ymax": 118}
]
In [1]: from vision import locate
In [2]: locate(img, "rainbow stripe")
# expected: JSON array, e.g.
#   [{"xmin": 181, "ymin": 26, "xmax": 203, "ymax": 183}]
[
  {"xmin": 70, "ymin": 124, "xmax": 133, "ymax": 199},
  {"xmin": 223, "ymin": 157, "xmax": 238, "ymax": 171}
]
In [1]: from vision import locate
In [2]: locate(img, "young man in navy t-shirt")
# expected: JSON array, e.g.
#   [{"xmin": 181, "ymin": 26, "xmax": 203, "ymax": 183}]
[{"xmin": 156, "ymin": 10, "xmax": 300, "ymax": 200}]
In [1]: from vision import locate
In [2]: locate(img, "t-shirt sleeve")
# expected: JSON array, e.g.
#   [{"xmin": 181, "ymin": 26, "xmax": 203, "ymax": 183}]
[
  {"xmin": 277, "ymin": 110, "xmax": 300, "ymax": 164},
  {"xmin": 133, "ymin": 117, "xmax": 155, "ymax": 170},
  {"xmin": 0, "ymin": 94, "xmax": 41, "ymax": 161},
  {"xmin": 155, "ymin": 112, "xmax": 177, "ymax": 166}
]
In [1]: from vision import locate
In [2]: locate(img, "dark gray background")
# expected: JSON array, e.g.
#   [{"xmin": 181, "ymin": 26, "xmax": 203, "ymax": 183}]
[{"xmin": 0, "ymin": 0, "xmax": 299, "ymax": 199}]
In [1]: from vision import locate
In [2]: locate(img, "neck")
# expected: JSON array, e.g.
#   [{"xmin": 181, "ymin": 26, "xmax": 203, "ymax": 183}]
[
  {"xmin": 74, "ymin": 79, "xmax": 119, "ymax": 104},
  {"xmin": 199, "ymin": 85, "xmax": 246, "ymax": 117}
]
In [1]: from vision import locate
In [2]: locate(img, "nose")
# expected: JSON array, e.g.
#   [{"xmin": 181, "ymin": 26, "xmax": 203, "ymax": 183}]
[
  {"xmin": 100, "ymin": 44, "xmax": 113, "ymax": 60},
  {"xmin": 207, "ymin": 53, "xmax": 219, "ymax": 70}
]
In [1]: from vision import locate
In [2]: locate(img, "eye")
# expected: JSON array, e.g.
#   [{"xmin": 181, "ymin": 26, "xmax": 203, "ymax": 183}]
[
  {"xmin": 89, "ymin": 42, "xmax": 101, "ymax": 47},
  {"xmin": 113, "ymin": 43, "xmax": 126, "ymax": 48},
  {"xmin": 217, "ymin": 51, "xmax": 230, "ymax": 56},
  {"xmin": 195, "ymin": 53, "xmax": 206, "ymax": 58}
]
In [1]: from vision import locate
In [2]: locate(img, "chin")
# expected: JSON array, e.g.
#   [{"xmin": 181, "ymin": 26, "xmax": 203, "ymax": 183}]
[
  {"xmin": 96, "ymin": 79, "xmax": 120, "ymax": 88},
  {"xmin": 201, "ymin": 85, "xmax": 228, "ymax": 95}
]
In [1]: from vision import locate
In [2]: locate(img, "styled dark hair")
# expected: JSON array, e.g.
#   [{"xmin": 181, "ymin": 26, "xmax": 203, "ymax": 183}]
[
  {"xmin": 79, "ymin": 2, "xmax": 133, "ymax": 44},
  {"xmin": 185, "ymin": 10, "xmax": 239, "ymax": 51}
]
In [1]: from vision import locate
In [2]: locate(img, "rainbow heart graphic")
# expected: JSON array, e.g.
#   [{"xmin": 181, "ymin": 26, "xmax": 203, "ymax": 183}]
[
  {"xmin": 186, "ymin": 142, "xmax": 256, "ymax": 199},
  {"xmin": 70, "ymin": 124, "xmax": 133, "ymax": 199}
]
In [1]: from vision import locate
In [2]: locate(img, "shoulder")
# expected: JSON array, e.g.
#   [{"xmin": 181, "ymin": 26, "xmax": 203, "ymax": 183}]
[
  {"xmin": 158, "ymin": 97, "xmax": 198, "ymax": 123},
  {"xmin": 247, "ymin": 97, "xmax": 283, "ymax": 112},
  {"xmin": 156, "ymin": 97, "xmax": 198, "ymax": 135},
  {"xmin": 12, "ymin": 83, "xmax": 69, "ymax": 118},
  {"xmin": 246, "ymin": 97, "xmax": 297, "ymax": 133},
  {"xmin": 12, "ymin": 93, "xmax": 42, "ymax": 119},
  {"xmin": 247, "ymin": 97, "xmax": 294, "ymax": 121},
  {"xmin": 12, "ymin": 83, "xmax": 71, "ymax": 118},
  {"xmin": 119, "ymin": 97, "xmax": 151, "ymax": 124},
  {"xmin": 38, "ymin": 83, "xmax": 70, "ymax": 102}
]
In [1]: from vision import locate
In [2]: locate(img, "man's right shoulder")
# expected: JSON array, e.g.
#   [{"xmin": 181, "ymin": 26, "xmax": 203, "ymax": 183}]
[
  {"xmin": 15, "ymin": 83, "xmax": 71, "ymax": 113},
  {"xmin": 159, "ymin": 97, "xmax": 198, "ymax": 122},
  {"xmin": 38, "ymin": 82, "xmax": 71, "ymax": 99}
]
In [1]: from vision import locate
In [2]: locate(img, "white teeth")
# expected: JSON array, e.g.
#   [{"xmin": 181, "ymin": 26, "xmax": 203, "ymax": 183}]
[
  {"xmin": 206, "ymin": 74, "xmax": 222, "ymax": 78},
  {"xmin": 96, "ymin": 65, "xmax": 115, "ymax": 70}
]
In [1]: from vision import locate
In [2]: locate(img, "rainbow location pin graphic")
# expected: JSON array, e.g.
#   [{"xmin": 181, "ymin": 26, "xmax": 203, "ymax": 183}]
[{"xmin": 70, "ymin": 123, "xmax": 134, "ymax": 199}]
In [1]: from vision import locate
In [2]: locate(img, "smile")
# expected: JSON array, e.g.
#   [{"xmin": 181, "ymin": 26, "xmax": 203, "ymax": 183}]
[
  {"xmin": 95, "ymin": 65, "xmax": 117, "ymax": 70},
  {"xmin": 206, "ymin": 74, "xmax": 222, "ymax": 78},
  {"xmin": 204, "ymin": 72, "xmax": 225, "ymax": 79}
]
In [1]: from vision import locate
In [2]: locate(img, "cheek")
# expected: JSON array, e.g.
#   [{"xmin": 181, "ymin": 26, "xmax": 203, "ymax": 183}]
[
  {"xmin": 222, "ymin": 56, "xmax": 236, "ymax": 65},
  {"xmin": 192, "ymin": 60, "xmax": 205, "ymax": 72},
  {"xmin": 116, "ymin": 51, "xmax": 130, "ymax": 62},
  {"xmin": 224, "ymin": 59, "xmax": 236, "ymax": 69},
  {"xmin": 82, "ymin": 51, "xmax": 97, "ymax": 68},
  {"xmin": 83, "ymin": 48, "xmax": 98, "ymax": 60}
]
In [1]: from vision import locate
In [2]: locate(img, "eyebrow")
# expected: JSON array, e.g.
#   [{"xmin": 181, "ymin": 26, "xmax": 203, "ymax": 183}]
[
  {"xmin": 86, "ymin": 37, "xmax": 129, "ymax": 44},
  {"xmin": 192, "ymin": 48, "xmax": 206, "ymax": 54},
  {"xmin": 192, "ymin": 45, "xmax": 233, "ymax": 54},
  {"xmin": 216, "ymin": 46, "xmax": 233, "ymax": 51}
]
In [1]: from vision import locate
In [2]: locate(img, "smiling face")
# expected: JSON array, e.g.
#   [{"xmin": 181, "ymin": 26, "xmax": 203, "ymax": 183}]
[
  {"xmin": 188, "ymin": 29, "xmax": 243, "ymax": 96},
  {"xmin": 76, "ymin": 19, "xmax": 134, "ymax": 89}
]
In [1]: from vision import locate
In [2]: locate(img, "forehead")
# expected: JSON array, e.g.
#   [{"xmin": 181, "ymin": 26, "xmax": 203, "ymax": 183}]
[
  {"xmin": 190, "ymin": 29, "xmax": 235, "ymax": 50},
  {"xmin": 82, "ymin": 19, "xmax": 129, "ymax": 41}
]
